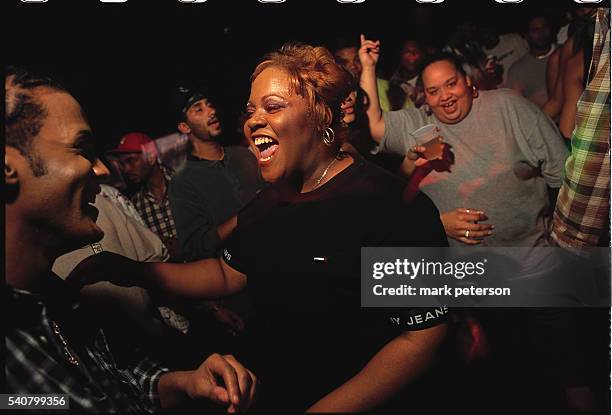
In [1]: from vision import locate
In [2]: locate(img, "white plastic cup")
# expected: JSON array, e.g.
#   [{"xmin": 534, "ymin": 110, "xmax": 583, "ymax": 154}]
[{"xmin": 411, "ymin": 124, "xmax": 444, "ymax": 160}]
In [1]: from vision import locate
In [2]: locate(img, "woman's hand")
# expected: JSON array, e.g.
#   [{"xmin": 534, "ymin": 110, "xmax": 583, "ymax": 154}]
[
  {"xmin": 398, "ymin": 145, "xmax": 431, "ymax": 178},
  {"xmin": 359, "ymin": 34, "xmax": 381, "ymax": 69},
  {"xmin": 407, "ymin": 145, "xmax": 431, "ymax": 165},
  {"xmin": 440, "ymin": 208, "xmax": 494, "ymax": 245}
]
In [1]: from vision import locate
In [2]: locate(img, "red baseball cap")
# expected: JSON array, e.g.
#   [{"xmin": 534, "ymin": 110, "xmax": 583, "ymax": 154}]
[{"xmin": 108, "ymin": 132, "xmax": 154, "ymax": 155}]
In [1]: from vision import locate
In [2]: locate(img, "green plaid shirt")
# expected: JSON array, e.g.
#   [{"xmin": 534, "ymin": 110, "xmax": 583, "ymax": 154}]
[{"xmin": 551, "ymin": 8, "xmax": 610, "ymax": 248}]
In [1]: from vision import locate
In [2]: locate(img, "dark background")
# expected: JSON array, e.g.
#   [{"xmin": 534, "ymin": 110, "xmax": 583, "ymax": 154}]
[{"xmin": 4, "ymin": 0, "xmax": 609, "ymax": 150}]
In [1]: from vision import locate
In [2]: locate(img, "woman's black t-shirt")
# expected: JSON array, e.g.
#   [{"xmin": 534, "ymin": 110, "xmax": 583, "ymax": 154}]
[{"xmin": 222, "ymin": 156, "xmax": 448, "ymax": 410}]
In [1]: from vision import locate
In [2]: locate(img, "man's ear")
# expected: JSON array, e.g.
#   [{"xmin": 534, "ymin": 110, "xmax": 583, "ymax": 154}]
[
  {"xmin": 5, "ymin": 147, "xmax": 21, "ymax": 186},
  {"xmin": 178, "ymin": 122, "xmax": 191, "ymax": 135}
]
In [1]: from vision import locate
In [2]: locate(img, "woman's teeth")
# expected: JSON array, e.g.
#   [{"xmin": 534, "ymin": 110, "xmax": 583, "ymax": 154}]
[{"xmin": 254, "ymin": 137, "xmax": 274, "ymax": 146}]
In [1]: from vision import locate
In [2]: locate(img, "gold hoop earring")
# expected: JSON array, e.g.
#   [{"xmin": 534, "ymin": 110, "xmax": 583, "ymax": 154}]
[
  {"xmin": 472, "ymin": 85, "xmax": 478, "ymax": 98},
  {"xmin": 322, "ymin": 127, "xmax": 335, "ymax": 147}
]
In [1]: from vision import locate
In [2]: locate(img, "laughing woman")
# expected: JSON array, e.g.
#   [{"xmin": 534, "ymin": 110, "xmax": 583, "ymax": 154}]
[
  {"xmin": 231, "ymin": 44, "xmax": 448, "ymax": 412},
  {"xmin": 72, "ymin": 43, "xmax": 449, "ymax": 412}
]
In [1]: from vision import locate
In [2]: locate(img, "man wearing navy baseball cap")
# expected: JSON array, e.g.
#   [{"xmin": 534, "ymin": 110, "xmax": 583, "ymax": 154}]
[{"xmin": 168, "ymin": 85, "xmax": 262, "ymax": 261}]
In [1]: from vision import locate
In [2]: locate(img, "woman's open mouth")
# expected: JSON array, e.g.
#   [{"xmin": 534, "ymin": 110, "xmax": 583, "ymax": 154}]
[
  {"xmin": 253, "ymin": 136, "xmax": 279, "ymax": 164},
  {"xmin": 442, "ymin": 100, "xmax": 457, "ymax": 114},
  {"xmin": 342, "ymin": 106, "xmax": 354, "ymax": 115}
]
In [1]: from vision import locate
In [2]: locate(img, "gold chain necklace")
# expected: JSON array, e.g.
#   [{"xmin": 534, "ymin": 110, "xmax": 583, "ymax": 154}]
[
  {"xmin": 312, "ymin": 158, "xmax": 337, "ymax": 190},
  {"xmin": 51, "ymin": 321, "xmax": 80, "ymax": 366}
]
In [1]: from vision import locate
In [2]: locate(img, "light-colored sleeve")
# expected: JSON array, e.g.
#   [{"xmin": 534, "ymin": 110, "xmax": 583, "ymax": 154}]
[
  {"xmin": 507, "ymin": 33, "xmax": 529, "ymax": 63},
  {"xmin": 506, "ymin": 62, "xmax": 525, "ymax": 97},
  {"xmin": 372, "ymin": 108, "xmax": 424, "ymax": 156},
  {"xmin": 97, "ymin": 192, "xmax": 169, "ymax": 262},
  {"xmin": 100, "ymin": 184, "xmax": 147, "ymax": 227},
  {"xmin": 509, "ymin": 92, "xmax": 568, "ymax": 187}
]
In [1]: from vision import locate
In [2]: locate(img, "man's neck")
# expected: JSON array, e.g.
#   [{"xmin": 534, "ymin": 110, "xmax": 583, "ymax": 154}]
[
  {"xmin": 145, "ymin": 164, "xmax": 167, "ymax": 202},
  {"xmin": 6, "ymin": 212, "xmax": 57, "ymax": 293},
  {"xmin": 531, "ymin": 44, "xmax": 553, "ymax": 59},
  {"xmin": 190, "ymin": 136, "xmax": 224, "ymax": 160},
  {"xmin": 399, "ymin": 68, "xmax": 419, "ymax": 82}
]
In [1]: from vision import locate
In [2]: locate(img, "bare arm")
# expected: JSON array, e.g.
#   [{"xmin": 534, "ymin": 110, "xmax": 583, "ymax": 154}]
[
  {"xmin": 69, "ymin": 251, "xmax": 246, "ymax": 299},
  {"xmin": 217, "ymin": 215, "xmax": 238, "ymax": 242},
  {"xmin": 396, "ymin": 145, "xmax": 430, "ymax": 179},
  {"xmin": 559, "ymin": 51, "xmax": 584, "ymax": 139},
  {"xmin": 543, "ymin": 38, "xmax": 574, "ymax": 119},
  {"xmin": 508, "ymin": 75, "xmax": 525, "ymax": 97},
  {"xmin": 397, "ymin": 156, "xmax": 416, "ymax": 179},
  {"xmin": 144, "ymin": 258, "xmax": 246, "ymax": 298},
  {"xmin": 307, "ymin": 324, "xmax": 447, "ymax": 412},
  {"xmin": 546, "ymin": 47, "xmax": 561, "ymax": 98},
  {"xmin": 358, "ymin": 34, "xmax": 385, "ymax": 143}
]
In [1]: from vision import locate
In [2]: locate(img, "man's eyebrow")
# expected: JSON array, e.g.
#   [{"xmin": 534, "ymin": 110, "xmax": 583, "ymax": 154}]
[{"xmin": 193, "ymin": 99, "xmax": 209, "ymax": 108}]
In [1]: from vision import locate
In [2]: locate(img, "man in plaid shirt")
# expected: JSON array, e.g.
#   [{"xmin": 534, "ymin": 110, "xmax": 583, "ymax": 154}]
[
  {"xmin": 5, "ymin": 67, "xmax": 257, "ymax": 413},
  {"xmin": 549, "ymin": 9, "xmax": 610, "ymax": 412},
  {"xmin": 108, "ymin": 133, "xmax": 181, "ymax": 260},
  {"xmin": 551, "ymin": 8, "xmax": 610, "ymax": 248}
]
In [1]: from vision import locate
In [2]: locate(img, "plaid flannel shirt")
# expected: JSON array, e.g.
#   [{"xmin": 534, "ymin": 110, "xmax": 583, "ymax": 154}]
[
  {"xmin": 5, "ymin": 283, "xmax": 168, "ymax": 414},
  {"xmin": 551, "ymin": 8, "xmax": 611, "ymax": 248},
  {"xmin": 131, "ymin": 165, "xmax": 177, "ymax": 243}
]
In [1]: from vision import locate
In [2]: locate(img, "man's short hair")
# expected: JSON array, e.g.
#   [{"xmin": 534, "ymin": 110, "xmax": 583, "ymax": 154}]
[
  {"xmin": 5, "ymin": 66, "xmax": 67, "ymax": 176},
  {"xmin": 522, "ymin": 10, "xmax": 554, "ymax": 34}
]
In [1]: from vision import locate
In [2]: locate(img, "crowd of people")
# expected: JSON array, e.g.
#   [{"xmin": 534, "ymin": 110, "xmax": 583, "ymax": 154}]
[{"xmin": 5, "ymin": 6, "xmax": 610, "ymax": 414}]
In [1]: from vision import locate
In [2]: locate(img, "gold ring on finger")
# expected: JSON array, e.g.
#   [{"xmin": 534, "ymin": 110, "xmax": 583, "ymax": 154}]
[{"xmin": 465, "ymin": 230, "xmax": 470, "ymax": 238}]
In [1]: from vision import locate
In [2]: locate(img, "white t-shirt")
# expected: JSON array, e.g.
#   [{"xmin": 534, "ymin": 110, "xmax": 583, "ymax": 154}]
[{"xmin": 483, "ymin": 33, "xmax": 529, "ymax": 87}]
